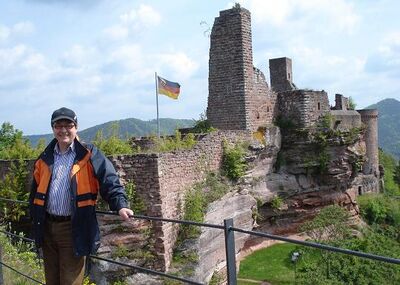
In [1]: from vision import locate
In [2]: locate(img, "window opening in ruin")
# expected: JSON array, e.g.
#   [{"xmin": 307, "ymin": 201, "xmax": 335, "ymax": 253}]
[
  {"xmin": 288, "ymin": 73, "xmax": 291, "ymax": 80},
  {"xmin": 334, "ymin": 120, "xmax": 341, "ymax": 130},
  {"xmin": 358, "ymin": 186, "xmax": 362, "ymax": 195},
  {"xmin": 256, "ymin": 111, "xmax": 260, "ymax": 119},
  {"xmin": 318, "ymin": 102, "xmax": 321, "ymax": 110},
  {"xmin": 267, "ymin": 106, "xmax": 270, "ymax": 112}
]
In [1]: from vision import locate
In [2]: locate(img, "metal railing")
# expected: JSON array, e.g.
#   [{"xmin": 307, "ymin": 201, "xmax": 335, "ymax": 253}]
[{"xmin": 0, "ymin": 197, "xmax": 399, "ymax": 285}]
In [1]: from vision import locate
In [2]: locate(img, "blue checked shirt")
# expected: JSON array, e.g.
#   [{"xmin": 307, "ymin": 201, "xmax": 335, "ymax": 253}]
[{"xmin": 46, "ymin": 142, "xmax": 76, "ymax": 216}]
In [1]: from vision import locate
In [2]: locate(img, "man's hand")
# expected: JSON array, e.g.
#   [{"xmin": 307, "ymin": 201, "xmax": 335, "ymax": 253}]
[{"xmin": 118, "ymin": 208, "xmax": 134, "ymax": 221}]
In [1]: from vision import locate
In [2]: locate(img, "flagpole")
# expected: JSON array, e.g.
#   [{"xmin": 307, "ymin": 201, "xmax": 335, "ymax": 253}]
[{"xmin": 155, "ymin": 72, "xmax": 160, "ymax": 138}]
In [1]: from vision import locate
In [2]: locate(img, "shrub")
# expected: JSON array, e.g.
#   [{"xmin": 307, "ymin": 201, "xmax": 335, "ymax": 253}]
[
  {"xmin": 358, "ymin": 193, "xmax": 400, "ymax": 227},
  {"xmin": 191, "ymin": 113, "xmax": 216, "ymax": 134},
  {"xmin": 93, "ymin": 124, "xmax": 133, "ymax": 156},
  {"xmin": 0, "ymin": 160, "xmax": 29, "ymax": 223},
  {"xmin": 0, "ymin": 229, "xmax": 45, "ymax": 284},
  {"xmin": 0, "ymin": 122, "xmax": 44, "ymax": 159},
  {"xmin": 152, "ymin": 130, "xmax": 196, "ymax": 152},
  {"xmin": 222, "ymin": 141, "xmax": 247, "ymax": 181},
  {"xmin": 180, "ymin": 188, "xmax": 204, "ymax": 240},
  {"xmin": 318, "ymin": 113, "xmax": 333, "ymax": 129},
  {"xmin": 270, "ymin": 195, "xmax": 283, "ymax": 210},
  {"xmin": 125, "ymin": 181, "xmax": 146, "ymax": 214}
]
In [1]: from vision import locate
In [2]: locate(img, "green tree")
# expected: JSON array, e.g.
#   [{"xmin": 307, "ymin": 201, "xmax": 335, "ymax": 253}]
[
  {"xmin": 93, "ymin": 123, "xmax": 133, "ymax": 156},
  {"xmin": 348, "ymin": 96, "xmax": 356, "ymax": 110},
  {"xmin": 393, "ymin": 160, "xmax": 400, "ymax": 187},
  {"xmin": 0, "ymin": 122, "xmax": 20, "ymax": 150},
  {"xmin": 297, "ymin": 205, "xmax": 400, "ymax": 284},
  {"xmin": 0, "ymin": 122, "xmax": 43, "ymax": 159},
  {"xmin": 0, "ymin": 160, "xmax": 29, "ymax": 223},
  {"xmin": 379, "ymin": 148, "xmax": 399, "ymax": 195}
]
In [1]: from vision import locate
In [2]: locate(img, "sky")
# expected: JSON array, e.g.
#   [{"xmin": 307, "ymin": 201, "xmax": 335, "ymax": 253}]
[{"xmin": 0, "ymin": 0, "xmax": 399, "ymax": 135}]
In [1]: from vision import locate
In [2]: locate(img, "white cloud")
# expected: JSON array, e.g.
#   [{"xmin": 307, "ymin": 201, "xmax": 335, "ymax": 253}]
[
  {"xmin": 12, "ymin": 21, "xmax": 35, "ymax": 35},
  {"xmin": 0, "ymin": 25, "xmax": 10, "ymax": 42},
  {"xmin": 239, "ymin": 0, "xmax": 359, "ymax": 34},
  {"xmin": 156, "ymin": 52, "xmax": 199, "ymax": 80},
  {"xmin": 103, "ymin": 25, "xmax": 129, "ymax": 40},
  {"xmin": 120, "ymin": 4, "xmax": 161, "ymax": 27},
  {"xmin": 109, "ymin": 44, "xmax": 143, "ymax": 70},
  {"xmin": 365, "ymin": 32, "xmax": 400, "ymax": 76},
  {"xmin": 104, "ymin": 5, "xmax": 161, "ymax": 41},
  {"xmin": 61, "ymin": 44, "xmax": 99, "ymax": 67}
]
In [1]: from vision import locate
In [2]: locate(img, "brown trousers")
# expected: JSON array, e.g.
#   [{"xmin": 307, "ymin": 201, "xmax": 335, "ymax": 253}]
[{"xmin": 43, "ymin": 220, "xmax": 86, "ymax": 285}]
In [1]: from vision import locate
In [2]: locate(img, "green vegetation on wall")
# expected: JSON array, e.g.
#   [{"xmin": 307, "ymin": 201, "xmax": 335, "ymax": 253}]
[
  {"xmin": 179, "ymin": 172, "xmax": 229, "ymax": 240},
  {"xmin": 191, "ymin": 113, "xmax": 217, "ymax": 134},
  {"xmin": 222, "ymin": 141, "xmax": 247, "ymax": 181},
  {"xmin": 152, "ymin": 130, "xmax": 196, "ymax": 152}
]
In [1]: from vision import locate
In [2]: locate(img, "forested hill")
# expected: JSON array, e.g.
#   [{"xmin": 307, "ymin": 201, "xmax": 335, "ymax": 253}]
[
  {"xmin": 26, "ymin": 118, "xmax": 195, "ymax": 146},
  {"xmin": 366, "ymin": 98, "xmax": 400, "ymax": 160}
]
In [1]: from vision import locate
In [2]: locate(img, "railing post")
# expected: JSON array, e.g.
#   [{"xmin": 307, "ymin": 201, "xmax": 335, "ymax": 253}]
[
  {"xmin": 224, "ymin": 218, "xmax": 237, "ymax": 285},
  {"xmin": 0, "ymin": 245, "xmax": 4, "ymax": 285}
]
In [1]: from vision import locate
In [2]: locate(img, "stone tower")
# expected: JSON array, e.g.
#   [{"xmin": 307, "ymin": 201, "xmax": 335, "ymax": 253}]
[
  {"xmin": 358, "ymin": 109, "xmax": 379, "ymax": 177},
  {"xmin": 269, "ymin": 57, "xmax": 296, "ymax": 93},
  {"xmin": 207, "ymin": 5, "xmax": 274, "ymax": 131}
]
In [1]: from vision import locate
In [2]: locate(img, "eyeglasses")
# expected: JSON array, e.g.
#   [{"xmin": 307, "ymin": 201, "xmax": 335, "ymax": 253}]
[{"xmin": 53, "ymin": 124, "xmax": 75, "ymax": 130}]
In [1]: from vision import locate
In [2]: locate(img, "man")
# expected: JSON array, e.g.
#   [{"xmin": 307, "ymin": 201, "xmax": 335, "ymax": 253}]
[{"xmin": 29, "ymin": 107, "xmax": 133, "ymax": 285}]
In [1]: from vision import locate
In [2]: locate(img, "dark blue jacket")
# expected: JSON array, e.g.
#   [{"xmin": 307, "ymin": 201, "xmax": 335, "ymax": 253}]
[{"xmin": 29, "ymin": 138, "xmax": 128, "ymax": 256}]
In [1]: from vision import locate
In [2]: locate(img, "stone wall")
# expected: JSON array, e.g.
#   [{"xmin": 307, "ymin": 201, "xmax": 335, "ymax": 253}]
[
  {"xmin": 207, "ymin": 6, "xmax": 275, "ymax": 131},
  {"xmin": 156, "ymin": 130, "xmax": 252, "ymax": 270},
  {"xmin": 248, "ymin": 67, "xmax": 278, "ymax": 129},
  {"xmin": 278, "ymin": 89, "xmax": 330, "ymax": 128},
  {"xmin": 334, "ymin": 94, "xmax": 349, "ymax": 110},
  {"xmin": 269, "ymin": 57, "xmax": 296, "ymax": 93},
  {"xmin": 207, "ymin": 6, "xmax": 251, "ymax": 130},
  {"xmin": 330, "ymin": 110, "xmax": 361, "ymax": 131}
]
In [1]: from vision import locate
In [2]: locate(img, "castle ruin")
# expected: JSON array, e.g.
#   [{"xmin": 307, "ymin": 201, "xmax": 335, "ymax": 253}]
[{"xmin": 207, "ymin": 5, "xmax": 379, "ymax": 184}]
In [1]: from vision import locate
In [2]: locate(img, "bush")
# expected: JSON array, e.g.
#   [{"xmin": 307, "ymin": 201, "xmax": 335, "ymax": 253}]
[
  {"xmin": 0, "ymin": 122, "xmax": 44, "ymax": 159},
  {"xmin": 358, "ymin": 193, "xmax": 400, "ymax": 227},
  {"xmin": 93, "ymin": 124, "xmax": 133, "ymax": 156},
  {"xmin": 179, "ymin": 172, "xmax": 229, "ymax": 240},
  {"xmin": 152, "ymin": 130, "xmax": 196, "ymax": 152},
  {"xmin": 0, "ymin": 160, "xmax": 29, "ymax": 223},
  {"xmin": 270, "ymin": 195, "xmax": 283, "ymax": 210},
  {"xmin": 0, "ymin": 229, "xmax": 45, "ymax": 284},
  {"xmin": 191, "ymin": 113, "xmax": 216, "ymax": 134},
  {"xmin": 180, "ymin": 188, "xmax": 204, "ymax": 239},
  {"xmin": 222, "ymin": 142, "xmax": 247, "ymax": 181}
]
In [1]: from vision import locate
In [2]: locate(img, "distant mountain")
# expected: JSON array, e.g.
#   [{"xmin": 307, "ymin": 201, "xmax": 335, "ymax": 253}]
[
  {"xmin": 366, "ymin": 98, "xmax": 400, "ymax": 160},
  {"xmin": 27, "ymin": 118, "xmax": 195, "ymax": 146}
]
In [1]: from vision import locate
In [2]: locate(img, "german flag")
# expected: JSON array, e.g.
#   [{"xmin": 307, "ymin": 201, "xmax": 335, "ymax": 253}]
[{"xmin": 157, "ymin": 76, "xmax": 180, "ymax": 99}]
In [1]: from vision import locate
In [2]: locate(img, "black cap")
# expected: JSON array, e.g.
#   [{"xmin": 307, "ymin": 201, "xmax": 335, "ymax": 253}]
[{"xmin": 51, "ymin": 107, "xmax": 78, "ymax": 125}]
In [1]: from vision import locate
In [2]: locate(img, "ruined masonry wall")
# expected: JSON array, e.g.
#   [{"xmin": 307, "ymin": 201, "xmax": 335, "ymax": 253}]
[
  {"xmin": 207, "ymin": 7, "xmax": 275, "ymax": 131},
  {"xmin": 248, "ymin": 68, "xmax": 278, "ymax": 129},
  {"xmin": 207, "ymin": 7, "xmax": 251, "ymax": 130},
  {"xmin": 278, "ymin": 90, "xmax": 330, "ymax": 128},
  {"xmin": 157, "ymin": 130, "xmax": 252, "ymax": 270}
]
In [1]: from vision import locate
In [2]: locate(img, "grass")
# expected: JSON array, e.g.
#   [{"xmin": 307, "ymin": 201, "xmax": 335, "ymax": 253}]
[{"xmin": 238, "ymin": 243, "xmax": 297, "ymax": 285}]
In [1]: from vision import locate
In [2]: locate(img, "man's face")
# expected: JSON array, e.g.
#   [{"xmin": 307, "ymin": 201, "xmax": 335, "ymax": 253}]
[{"xmin": 52, "ymin": 119, "xmax": 77, "ymax": 147}]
